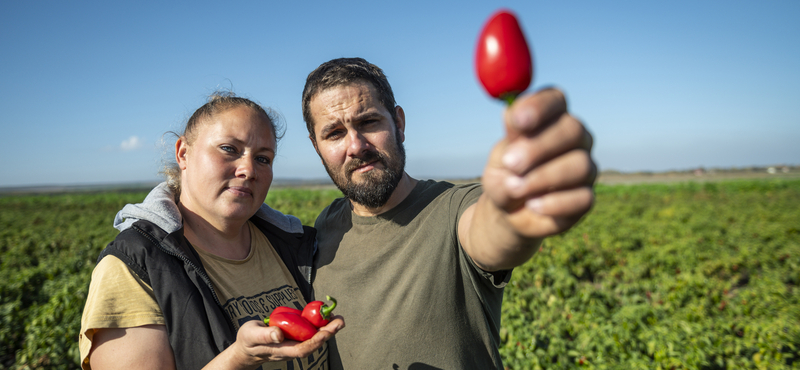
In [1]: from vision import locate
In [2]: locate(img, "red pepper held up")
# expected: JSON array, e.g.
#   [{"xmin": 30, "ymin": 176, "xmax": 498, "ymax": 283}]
[
  {"xmin": 301, "ymin": 296, "xmax": 337, "ymax": 328},
  {"xmin": 475, "ymin": 9, "xmax": 534, "ymax": 105}
]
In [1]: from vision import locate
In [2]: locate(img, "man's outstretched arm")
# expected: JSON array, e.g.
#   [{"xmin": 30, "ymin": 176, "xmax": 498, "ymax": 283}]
[{"xmin": 459, "ymin": 88, "xmax": 596, "ymax": 272}]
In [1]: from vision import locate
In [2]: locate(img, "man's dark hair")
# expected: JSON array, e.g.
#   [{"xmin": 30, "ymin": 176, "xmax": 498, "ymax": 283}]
[{"xmin": 302, "ymin": 57, "xmax": 398, "ymax": 141}]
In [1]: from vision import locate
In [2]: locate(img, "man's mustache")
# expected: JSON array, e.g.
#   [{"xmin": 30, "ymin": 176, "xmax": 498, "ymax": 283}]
[{"xmin": 345, "ymin": 150, "xmax": 384, "ymax": 174}]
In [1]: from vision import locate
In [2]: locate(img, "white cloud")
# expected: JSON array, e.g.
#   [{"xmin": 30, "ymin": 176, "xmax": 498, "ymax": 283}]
[{"xmin": 120, "ymin": 136, "xmax": 143, "ymax": 151}]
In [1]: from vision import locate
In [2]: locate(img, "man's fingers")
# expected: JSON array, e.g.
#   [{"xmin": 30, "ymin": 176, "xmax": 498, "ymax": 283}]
[
  {"xmin": 502, "ymin": 114, "xmax": 588, "ymax": 175},
  {"xmin": 504, "ymin": 87, "xmax": 567, "ymax": 139},
  {"xmin": 505, "ymin": 149, "xmax": 595, "ymax": 198},
  {"xmin": 523, "ymin": 187, "xmax": 594, "ymax": 218},
  {"xmin": 506, "ymin": 187, "xmax": 594, "ymax": 237},
  {"xmin": 581, "ymin": 128, "xmax": 594, "ymax": 152},
  {"xmin": 483, "ymin": 86, "xmax": 596, "ymax": 239}
]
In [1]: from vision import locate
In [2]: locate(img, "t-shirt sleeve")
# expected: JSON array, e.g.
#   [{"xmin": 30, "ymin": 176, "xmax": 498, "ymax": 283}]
[
  {"xmin": 452, "ymin": 183, "xmax": 482, "ymax": 220},
  {"xmin": 78, "ymin": 255, "xmax": 165, "ymax": 370}
]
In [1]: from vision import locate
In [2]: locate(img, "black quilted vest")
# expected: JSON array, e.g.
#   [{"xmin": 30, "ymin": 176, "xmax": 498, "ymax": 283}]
[{"xmin": 97, "ymin": 217, "xmax": 317, "ymax": 369}]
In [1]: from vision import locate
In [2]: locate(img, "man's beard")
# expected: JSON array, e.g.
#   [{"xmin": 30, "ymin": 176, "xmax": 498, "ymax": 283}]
[{"xmin": 323, "ymin": 136, "xmax": 405, "ymax": 209}]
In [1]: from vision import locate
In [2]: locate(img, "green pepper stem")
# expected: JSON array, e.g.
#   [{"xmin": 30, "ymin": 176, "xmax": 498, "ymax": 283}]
[
  {"xmin": 502, "ymin": 94, "xmax": 517, "ymax": 106},
  {"xmin": 321, "ymin": 295, "xmax": 337, "ymax": 319},
  {"xmin": 263, "ymin": 318, "xmax": 270, "ymax": 325}
]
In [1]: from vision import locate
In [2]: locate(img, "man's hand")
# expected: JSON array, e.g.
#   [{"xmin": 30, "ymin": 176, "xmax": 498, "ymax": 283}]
[
  {"xmin": 460, "ymin": 88, "xmax": 596, "ymax": 271},
  {"xmin": 486, "ymin": 87, "xmax": 595, "ymax": 236},
  {"xmin": 204, "ymin": 316, "xmax": 345, "ymax": 369}
]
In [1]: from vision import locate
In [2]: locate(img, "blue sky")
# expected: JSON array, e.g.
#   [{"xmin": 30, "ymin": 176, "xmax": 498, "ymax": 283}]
[{"xmin": 1, "ymin": 1, "xmax": 798, "ymax": 188}]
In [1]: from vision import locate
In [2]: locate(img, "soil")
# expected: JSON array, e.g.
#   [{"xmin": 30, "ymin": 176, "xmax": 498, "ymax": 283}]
[{"xmin": 596, "ymin": 166, "xmax": 799, "ymax": 185}]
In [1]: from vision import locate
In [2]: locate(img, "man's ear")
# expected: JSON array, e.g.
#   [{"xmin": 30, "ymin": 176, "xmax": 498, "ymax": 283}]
[
  {"xmin": 394, "ymin": 105, "xmax": 406, "ymax": 143},
  {"xmin": 309, "ymin": 134, "xmax": 321, "ymax": 157},
  {"xmin": 175, "ymin": 136, "xmax": 189, "ymax": 170}
]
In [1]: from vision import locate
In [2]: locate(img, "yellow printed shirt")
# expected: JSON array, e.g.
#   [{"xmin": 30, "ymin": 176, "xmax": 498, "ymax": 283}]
[{"xmin": 79, "ymin": 221, "xmax": 328, "ymax": 370}]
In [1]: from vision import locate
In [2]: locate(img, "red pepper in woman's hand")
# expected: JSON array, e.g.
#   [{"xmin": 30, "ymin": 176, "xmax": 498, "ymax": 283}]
[
  {"xmin": 263, "ymin": 297, "xmax": 338, "ymax": 341},
  {"xmin": 264, "ymin": 312, "xmax": 318, "ymax": 342},
  {"xmin": 475, "ymin": 9, "xmax": 534, "ymax": 105},
  {"xmin": 301, "ymin": 296, "xmax": 337, "ymax": 328},
  {"xmin": 271, "ymin": 306, "xmax": 302, "ymax": 316}
]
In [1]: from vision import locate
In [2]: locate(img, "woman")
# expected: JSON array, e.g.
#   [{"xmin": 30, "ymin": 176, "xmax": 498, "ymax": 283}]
[{"xmin": 79, "ymin": 93, "xmax": 344, "ymax": 369}]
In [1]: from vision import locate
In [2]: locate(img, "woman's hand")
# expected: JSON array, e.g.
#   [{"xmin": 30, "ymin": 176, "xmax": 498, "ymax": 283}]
[
  {"xmin": 205, "ymin": 316, "xmax": 345, "ymax": 369},
  {"xmin": 89, "ymin": 317, "xmax": 344, "ymax": 370}
]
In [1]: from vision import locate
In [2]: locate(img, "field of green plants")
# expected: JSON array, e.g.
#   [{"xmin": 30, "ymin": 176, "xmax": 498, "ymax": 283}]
[{"xmin": 1, "ymin": 179, "xmax": 798, "ymax": 369}]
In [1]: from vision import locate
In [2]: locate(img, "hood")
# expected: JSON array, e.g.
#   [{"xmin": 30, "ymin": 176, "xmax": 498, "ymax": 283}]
[{"xmin": 113, "ymin": 182, "xmax": 305, "ymax": 235}]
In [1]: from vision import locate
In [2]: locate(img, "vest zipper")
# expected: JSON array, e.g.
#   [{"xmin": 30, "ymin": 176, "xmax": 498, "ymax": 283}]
[{"xmin": 133, "ymin": 225, "xmax": 223, "ymax": 307}]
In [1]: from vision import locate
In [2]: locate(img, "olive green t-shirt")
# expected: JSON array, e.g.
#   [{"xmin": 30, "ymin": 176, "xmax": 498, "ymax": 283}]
[{"xmin": 313, "ymin": 180, "xmax": 510, "ymax": 370}]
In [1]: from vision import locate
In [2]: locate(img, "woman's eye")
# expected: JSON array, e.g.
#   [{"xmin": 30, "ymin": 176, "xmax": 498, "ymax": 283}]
[
  {"xmin": 257, "ymin": 156, "xmax": 271, "ymax": 165},
  {"xmin": 221, "ymin": 145, "xmax": 236, "ymax": 153}
]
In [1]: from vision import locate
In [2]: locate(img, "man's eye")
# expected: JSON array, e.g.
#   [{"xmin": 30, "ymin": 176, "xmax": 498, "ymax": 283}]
[{"xmin": 361, "ymin": 119, "xmax": 380, "ymax": 130}]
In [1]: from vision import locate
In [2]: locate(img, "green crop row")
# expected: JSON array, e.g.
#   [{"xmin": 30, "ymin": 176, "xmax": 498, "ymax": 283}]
[
  {"xmin": 1, "ymin": 179, "xmax": 798, "ymax": 369},
  {"xmin": 500, "ymin": 180, "xmax": 800, "ymax": 369},
  {"xmin": 0, "ymin": 191, "xmax": 149, "ymax": 369}
]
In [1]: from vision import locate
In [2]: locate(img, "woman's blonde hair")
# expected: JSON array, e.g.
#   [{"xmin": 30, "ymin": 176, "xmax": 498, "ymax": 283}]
[{"xmin": 161, "ymin": 92, "xmax": 284, "ymax": 199}]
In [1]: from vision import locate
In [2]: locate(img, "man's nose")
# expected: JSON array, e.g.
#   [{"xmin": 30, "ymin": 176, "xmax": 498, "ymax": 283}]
[{"xmin": 346, "ymin": 130, "xmax": 372, "ymax": 157}]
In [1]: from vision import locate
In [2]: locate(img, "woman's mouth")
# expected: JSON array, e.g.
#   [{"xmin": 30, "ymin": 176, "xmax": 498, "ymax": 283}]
[{"xmin": 227, "ymin": 186, "xmax": 253, "ymax": 197}]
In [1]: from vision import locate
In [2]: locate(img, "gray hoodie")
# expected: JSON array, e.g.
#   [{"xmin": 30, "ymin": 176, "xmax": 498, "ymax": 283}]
[{"xmin": 113, "ymin": 182, "xmax": 304, "ymax": 235}]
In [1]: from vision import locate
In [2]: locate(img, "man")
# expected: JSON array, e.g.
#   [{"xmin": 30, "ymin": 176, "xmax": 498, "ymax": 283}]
[{"xmin": 302, "ymin": 57, "xmax": 595, "ymax": 369}]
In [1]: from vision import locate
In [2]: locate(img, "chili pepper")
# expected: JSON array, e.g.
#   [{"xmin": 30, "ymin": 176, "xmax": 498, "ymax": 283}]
[
  {"xmin": 475, "ymin": 9, "xmax": 533, "ymax": 105},
  {"xmin": 301, "ymin": 296, "xmax": 337, "ymax": 328},
  {"xmin": 271, "ymin": 306, "xmax": 302, "ymax": 316},
  {"xmin": 264, "ymin": 312, "xmax": 318, "ymax": 342}
]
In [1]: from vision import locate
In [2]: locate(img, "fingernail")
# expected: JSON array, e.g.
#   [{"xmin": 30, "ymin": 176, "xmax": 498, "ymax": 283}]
[
  {"xmin": 505, "ymin": 176, "xmax": 523, "ymax": 191},
  {"xmin": 513, "ymin": 106, "xmax": 537, "ymax": 130},
  {"xmin": 526, "ymin": 197, "xmax": 544, "ymax": 213},
  {"xmin": 502, "ymin": 148, "xmax": 522, "ymax": 169},
  {"xmin": 271, "ymin": 331, "xmax": 280, "ymax": 343}
]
